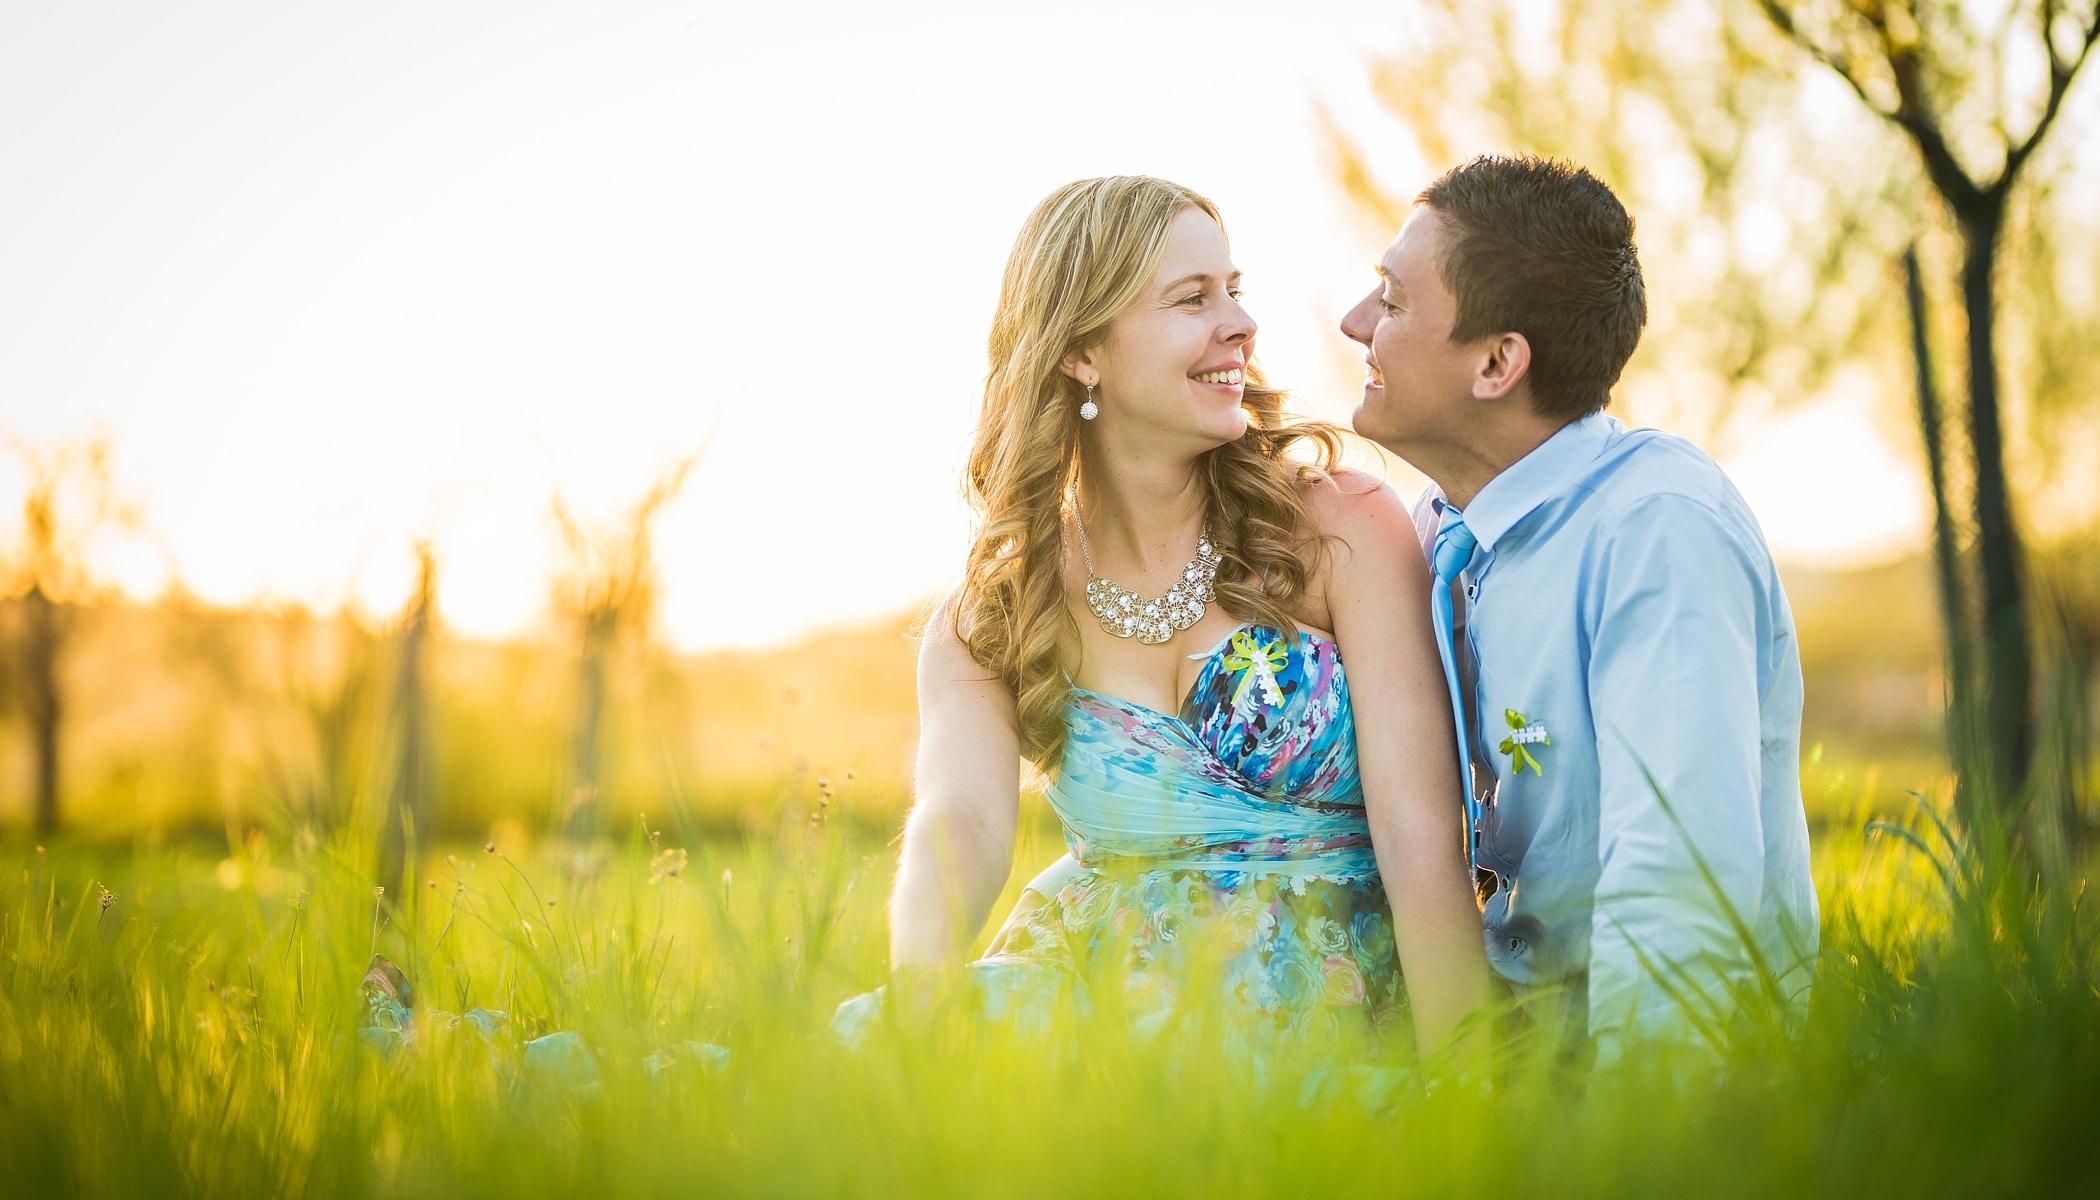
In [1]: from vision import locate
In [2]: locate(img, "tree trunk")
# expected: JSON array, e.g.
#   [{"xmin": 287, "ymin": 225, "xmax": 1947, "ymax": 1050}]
[
  {"xmin": 380, "ymin": 562, "xmax": 432, "ymax": 896},
  {"xmin": 1957, "ymin": 200, "xmax": 2034, "ymax": 802},
  {"xmin": 24, "ymin": 585, "xmax": 60, "ymax": 835},
  {"xmin": 2030, "ymin": 590, "xmax": 2092, "ymax": 881},
  {"xmin": 1903, "ymin": 245, "xmax": 1980, "ymax": 792},
  {"xmin": 565, "ymin": 612, "xmax": 613, "ymax": 841}
]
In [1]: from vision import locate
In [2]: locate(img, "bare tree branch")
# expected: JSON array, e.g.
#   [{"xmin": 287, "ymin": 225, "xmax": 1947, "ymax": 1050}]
[
  {"xmin": 1757, "ymin": 0, "xmax": 1894, "ymax": 116},
  {"xmin": 1758, "ymin": 0, "xmax": 1988, "ymax": 208},
  {"xmin": 2004, "ymin": 0, "xmax": 2100, "ymax": 184}
]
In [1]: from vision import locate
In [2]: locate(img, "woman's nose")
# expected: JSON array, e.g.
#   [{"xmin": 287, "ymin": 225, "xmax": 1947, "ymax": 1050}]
[{"xmin": 1340, "ymin": 292, "xmax": 1378, "ymax": 346}]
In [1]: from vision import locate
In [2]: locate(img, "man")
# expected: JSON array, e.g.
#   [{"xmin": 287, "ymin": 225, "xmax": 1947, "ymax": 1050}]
[{"xmin": 1341, "ymin": 154, "xmax": 1817, "ymax": 1062}]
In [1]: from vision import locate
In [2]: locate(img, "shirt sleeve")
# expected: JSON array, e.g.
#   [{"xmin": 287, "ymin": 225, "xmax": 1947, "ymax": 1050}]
[{"xmin": 1585, "ymin": 492, "xmax": 1770, "ymax": 1063}]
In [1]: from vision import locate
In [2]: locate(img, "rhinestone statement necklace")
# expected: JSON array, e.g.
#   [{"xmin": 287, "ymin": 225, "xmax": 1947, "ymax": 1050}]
[{"xmin": 1074, "ymin": 508, "xmax": 1222, "ymax": 645}]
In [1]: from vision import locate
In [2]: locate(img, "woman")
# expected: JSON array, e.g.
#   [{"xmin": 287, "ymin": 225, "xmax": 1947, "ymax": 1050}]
[{"xmin": 856, "ymin": 176, "xmax": 1488, "ymax": 1055}]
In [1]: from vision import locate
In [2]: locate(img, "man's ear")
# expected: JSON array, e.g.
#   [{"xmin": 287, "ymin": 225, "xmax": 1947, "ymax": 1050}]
[
  {"xmin": 1472, "ymin": 332, "xmax": 1531, "ymax": 402},
  {"xmin": 1059, "ymin": 346, "xmax": 1099, "ymax": 388}
]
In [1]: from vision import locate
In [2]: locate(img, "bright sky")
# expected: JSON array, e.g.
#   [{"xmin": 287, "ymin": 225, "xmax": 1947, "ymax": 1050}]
[{"xmin": 0, "ymin": 1, "xmax": 1926, "ymax": 652}]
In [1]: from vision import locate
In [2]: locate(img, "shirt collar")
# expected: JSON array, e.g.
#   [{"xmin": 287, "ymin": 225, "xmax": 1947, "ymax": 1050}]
[{"xmin": 1448, "ymin": 411, "xmax": 1618, "ymax": 554}]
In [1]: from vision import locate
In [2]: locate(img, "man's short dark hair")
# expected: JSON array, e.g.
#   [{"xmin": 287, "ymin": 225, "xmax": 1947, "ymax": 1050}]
[{"xmin": 1418, "ymin": 155, "xmax": 1646, "ymax": 421}]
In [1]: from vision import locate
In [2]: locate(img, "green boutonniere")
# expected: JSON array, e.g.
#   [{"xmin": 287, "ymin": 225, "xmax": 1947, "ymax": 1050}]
[{"xmin": 1498, "ymin": 708, "xmax": 1550, "ymax": 776}]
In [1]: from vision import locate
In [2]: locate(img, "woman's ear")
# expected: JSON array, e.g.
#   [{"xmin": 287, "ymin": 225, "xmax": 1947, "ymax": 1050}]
[
  {"xmin": 1059, "ymin": 347, "xmax": 1099, "ymax": 388},
  {"xmin": 1472, "ymin": 332, "xmax": 1531, "ymax": 402}
]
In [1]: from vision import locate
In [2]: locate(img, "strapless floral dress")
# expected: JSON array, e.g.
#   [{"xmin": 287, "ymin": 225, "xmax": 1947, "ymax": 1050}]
[{"xmin": 837, "ymin": 622, "xmax": 1404, "ymax": 1047}]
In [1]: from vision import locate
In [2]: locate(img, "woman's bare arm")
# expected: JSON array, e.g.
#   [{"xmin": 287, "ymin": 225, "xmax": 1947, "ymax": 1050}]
[
  {"xmin": 887, "ymin": 600, "xmax": 1024, "ymax": 970},
  {"xmin": 1314, "ymin": 477, "xmax": 1493, "ymax": 1054}
]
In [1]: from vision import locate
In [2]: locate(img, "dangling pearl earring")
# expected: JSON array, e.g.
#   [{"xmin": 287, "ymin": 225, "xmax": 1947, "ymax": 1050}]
[{"xmin": 1079, "ymin": 383, "xmax": 1099, "ymax": 421}]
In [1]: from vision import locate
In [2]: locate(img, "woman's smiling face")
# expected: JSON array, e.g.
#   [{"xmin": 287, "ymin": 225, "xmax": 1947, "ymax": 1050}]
[{"xmin": 1076, "ymin": 206, "xmax": 1257, "ymax": 450}]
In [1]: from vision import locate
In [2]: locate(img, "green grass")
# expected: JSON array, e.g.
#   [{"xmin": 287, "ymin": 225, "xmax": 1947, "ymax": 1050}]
[{"xmin": 3, "ymin": 767, "xmax": 2097, "ymax": 1198}]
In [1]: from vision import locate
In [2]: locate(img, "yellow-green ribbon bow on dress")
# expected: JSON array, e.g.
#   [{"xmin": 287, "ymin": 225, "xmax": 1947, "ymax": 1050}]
[{"xmin": 1223, "ymin": 630, "xmax": 1288, "ymax": 709}]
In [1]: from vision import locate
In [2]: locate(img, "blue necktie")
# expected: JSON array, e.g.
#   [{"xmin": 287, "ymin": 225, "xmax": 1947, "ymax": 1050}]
[{"xmin": 1431, "ymin": 512, "xmax": 1480, "ymax": 872}]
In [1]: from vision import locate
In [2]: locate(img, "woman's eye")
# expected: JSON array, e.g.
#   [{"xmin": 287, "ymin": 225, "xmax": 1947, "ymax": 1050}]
[
  {"xmin": 1180, "ymin": 292, "xmax": 1206, "ymax": 306},
  {"xmin": 1380, "ymin": 298, "xmax": 1401, "ymax": 314},
  {"xmin": 1227, "ymin": 288, "xmax": 1244, "ymax": 302}
]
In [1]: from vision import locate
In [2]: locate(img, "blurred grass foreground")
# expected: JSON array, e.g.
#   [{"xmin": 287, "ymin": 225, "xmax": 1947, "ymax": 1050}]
[{"xmin": 2, "ymin": 555, "xmax": 2098, "ymax": 1196}]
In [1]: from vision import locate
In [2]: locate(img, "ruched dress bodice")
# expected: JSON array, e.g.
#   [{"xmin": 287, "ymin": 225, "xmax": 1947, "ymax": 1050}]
[
  {"xmin": 835, "ymin": 622, "xmax": 1403, "ymax": 1049},
  {"xmin": 1050, "ymin": 621, "xmax": 1371, "ymax": 880},
  {"xmin": 1001, "ymin": 622, "xmax": 1404, "ymax": 1041}
]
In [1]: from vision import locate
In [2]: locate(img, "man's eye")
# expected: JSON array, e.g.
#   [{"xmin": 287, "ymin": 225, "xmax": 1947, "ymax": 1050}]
[{"xmin": 1380, "ymin": 298, "xmax": 1401, "ymax": 314}]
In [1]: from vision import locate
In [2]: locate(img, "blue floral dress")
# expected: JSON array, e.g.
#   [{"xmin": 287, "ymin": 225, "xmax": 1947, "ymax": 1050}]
[{"xmin": 838, "ymin": 622, "xmax": 1404, "ymax": 1048}]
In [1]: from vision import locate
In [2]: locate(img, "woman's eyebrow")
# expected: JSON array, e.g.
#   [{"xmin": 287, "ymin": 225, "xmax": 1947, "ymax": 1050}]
[{"xmin": 1158, "ymin": 270, "xmax": 1243, "ymax": 294}]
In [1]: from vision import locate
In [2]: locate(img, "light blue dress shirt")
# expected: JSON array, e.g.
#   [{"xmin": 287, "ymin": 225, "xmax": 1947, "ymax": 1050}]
[{"xmin": 1417, "ymin": 413, "xmax": 1818, "ymax": 1057}]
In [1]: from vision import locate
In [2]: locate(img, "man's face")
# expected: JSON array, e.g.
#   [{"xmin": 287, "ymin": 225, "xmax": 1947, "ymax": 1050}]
[{"xmin": 1341, "ymin": 208, "xmax": 1481, "ymax": 458}]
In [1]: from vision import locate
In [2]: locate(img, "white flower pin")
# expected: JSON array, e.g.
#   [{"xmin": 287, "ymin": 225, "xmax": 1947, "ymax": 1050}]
[{"xmin": 1498, "ymin": 708, "xmax": 1550, "ymax": 776}]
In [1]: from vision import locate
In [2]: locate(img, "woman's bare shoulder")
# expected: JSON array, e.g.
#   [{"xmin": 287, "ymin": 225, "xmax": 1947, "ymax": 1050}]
[
  {"xmin": 1298, "ymin": 467, "xmax": 1413, "ymax": 542},
  {"xmin": 917, "ymin": 589, "xmax": 999, "ymax": 692}
]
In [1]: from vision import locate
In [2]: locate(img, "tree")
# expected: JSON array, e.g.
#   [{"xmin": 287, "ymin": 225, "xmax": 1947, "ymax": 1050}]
[
  {"xmin": 549, "ymin": 455, "xmax": 700, "ymax": 842},
  {"xmin": 379, "ymin": 543, "xmax": 437, "ymax": 895},
  {"xmin": 2, "ymin": 439, "xmax": 137, "ymax": 834},
  {"xmin": 1755, "ymin": 0, "xmax": 2100, "ymax": 801}
]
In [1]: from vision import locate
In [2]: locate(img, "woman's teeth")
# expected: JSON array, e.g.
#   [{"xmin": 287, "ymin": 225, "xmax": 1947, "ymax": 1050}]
[{"xmin": 1194, "ymin": 369, "xmax": 1244, "ymax": 386}]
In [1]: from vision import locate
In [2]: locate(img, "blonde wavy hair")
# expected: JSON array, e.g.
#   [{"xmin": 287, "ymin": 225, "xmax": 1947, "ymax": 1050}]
[{"xmin": 955, "ymin": 176, "xmax": 1344, "ymax": 770}]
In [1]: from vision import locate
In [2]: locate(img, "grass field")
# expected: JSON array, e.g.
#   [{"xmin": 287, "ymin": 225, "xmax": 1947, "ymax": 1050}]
[
  {"xmin": 5, "ymin": 755, "xmax": 2098, "ymax": 1198},
  {"xmin": 3, "ymin": 571, "xmax": 2095, "ymax": 1195}
]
